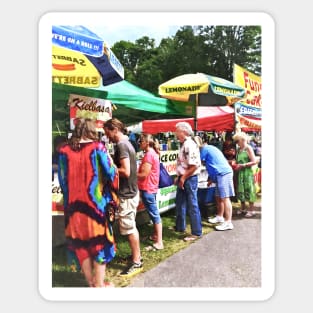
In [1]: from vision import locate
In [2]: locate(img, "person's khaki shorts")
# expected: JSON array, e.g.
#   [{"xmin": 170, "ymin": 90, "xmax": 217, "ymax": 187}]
[{"xmin": 118, "ymin": 192, "xmax": 139, "ymax": 235}]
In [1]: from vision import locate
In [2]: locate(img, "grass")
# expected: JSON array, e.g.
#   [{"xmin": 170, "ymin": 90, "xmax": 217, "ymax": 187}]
[
  {"xmin": 52, "ymin": 206, "xmax": 217, "ymax": 288},
  {"xmin": 52, "ymin": 196, "xmax": 261, "ymax": 288}
]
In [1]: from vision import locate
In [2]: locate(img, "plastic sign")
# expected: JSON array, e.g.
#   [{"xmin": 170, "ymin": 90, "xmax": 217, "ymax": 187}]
[
  {"xmin": 52, "ymin": 46, "xmax": 101, "ymax": 87},
  {"xmin": 68, "ymin": 94, "xmax": 112, "ymax": 132},
  {"xmin": 52, "ymin": 25, "xmax": 104, "ymax": 57},
  {"xmin": 233, "ymin": 64, "xmax": 262, "ymax": 129},
  {"xmin": 104, "ymin": 46, "xmax": 125, "ymax": 79}
]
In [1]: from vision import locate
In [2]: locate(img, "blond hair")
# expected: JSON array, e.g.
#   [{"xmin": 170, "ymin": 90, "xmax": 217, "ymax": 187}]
[
  {"xmin": 232, "ymin": 131, "xmax": 250, "ymax": 142},
  {"xmin": 140, "ymin": 133, "xmax": 160, "ymax": 155}
]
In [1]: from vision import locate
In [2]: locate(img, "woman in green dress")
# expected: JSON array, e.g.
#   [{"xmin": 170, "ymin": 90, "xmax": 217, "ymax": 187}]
[{"xmin": 233, "ymin": 132, "xmax": 258, "ymax": 217}]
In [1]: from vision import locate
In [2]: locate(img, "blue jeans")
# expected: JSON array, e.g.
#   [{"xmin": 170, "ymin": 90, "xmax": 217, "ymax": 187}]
[
  {"xmin": 140, "ymin": 190, "xmax": 162, "ymax": 224},
  {"xmin": 175, "ymin": 175, "xmax": 202, "ymax": 236}
]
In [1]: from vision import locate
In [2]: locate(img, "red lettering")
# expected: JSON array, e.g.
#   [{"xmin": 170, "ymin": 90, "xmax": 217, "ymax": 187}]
[
  {"xmin": 243, "ymin": 72, "xmax": 249, "ymax": 89},
  {"xmin": 243, "ymin": 72, "xmax": 262, "ymax": 92},
  {"xmin": 164, "ymin": 164, "xmax": 176, "ymax": 174},
  {"xmin": 245, "ymin": 91, "xmax": 262, "ymax": 107}
]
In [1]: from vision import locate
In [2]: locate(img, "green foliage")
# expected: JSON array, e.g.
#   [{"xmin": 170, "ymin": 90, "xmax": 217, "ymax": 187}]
[{"xmin": 112, "ymin": 25, "xmax": 261, "ymax": 93}]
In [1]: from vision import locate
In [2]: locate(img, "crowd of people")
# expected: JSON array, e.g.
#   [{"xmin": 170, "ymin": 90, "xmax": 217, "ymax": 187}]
[{"xmin": 55, "ymin": 117, "xmax": 260, "ymax": 287}]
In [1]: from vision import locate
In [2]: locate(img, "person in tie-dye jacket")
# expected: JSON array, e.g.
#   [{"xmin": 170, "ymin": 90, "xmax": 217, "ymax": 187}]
[{"xmin": 58, "ymin": 118, "xmax": 119, "ymax": 287}]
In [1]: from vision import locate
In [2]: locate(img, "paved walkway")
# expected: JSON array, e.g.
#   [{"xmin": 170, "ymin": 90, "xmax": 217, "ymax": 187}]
[{"xmin": 129, "ymin": 207, "xmax": 261, "ymax": 288}]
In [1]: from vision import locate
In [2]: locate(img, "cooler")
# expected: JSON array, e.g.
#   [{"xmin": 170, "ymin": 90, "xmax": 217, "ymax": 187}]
[{"xmin": 197, "ymin": 186, "xmax": 216, "ymax": 204}]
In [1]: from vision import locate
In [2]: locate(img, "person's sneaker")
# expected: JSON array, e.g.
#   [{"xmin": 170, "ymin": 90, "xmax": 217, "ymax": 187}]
[
  {"xmin": 119, "ymin": 261, "xmax": 143, "ymax": 278},
  {"xmin": 245, "ymin": 211, "xmax": 256, "ymax": 218},
  {"xmin": 208, "ymin": 215, "xmax": 225, "ymax": 224},
  {"xmin": 215, "ymin": 221, "xmax": 234, "ymax": 231},
  {"xmin": 125, "ymin": 255, "xmax": 144, "ymax": 264}
]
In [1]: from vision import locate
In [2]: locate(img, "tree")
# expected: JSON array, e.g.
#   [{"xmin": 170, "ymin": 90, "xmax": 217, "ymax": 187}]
[
  {"xmin": 157, "ymin": 26, "xmax": 210, "ymax": 81},
  {"xmin": 110, "ymin": 40, "xmax": 139, "ymax": 82},
  {"xmin": 111, "ymin": 25, "xmax": 261, "ymax": 93},
  {"xmin": 112, "ymin": 36, "xmax": 162, "ymax": 92},
  {"xmin": 198, "ymin": 25, "xmax": 262, "ymax": 79}
]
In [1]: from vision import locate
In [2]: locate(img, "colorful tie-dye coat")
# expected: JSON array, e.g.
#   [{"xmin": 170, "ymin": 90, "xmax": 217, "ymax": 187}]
[{"xmin": 58, "ymin": 141, "xmax": 119, "ymax": 266}]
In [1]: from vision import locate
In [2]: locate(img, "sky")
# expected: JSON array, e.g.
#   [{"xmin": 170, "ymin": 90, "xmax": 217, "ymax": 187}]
[{"xmin": 85, "ymin": 25, "xmax": 181, "ymax": 48}]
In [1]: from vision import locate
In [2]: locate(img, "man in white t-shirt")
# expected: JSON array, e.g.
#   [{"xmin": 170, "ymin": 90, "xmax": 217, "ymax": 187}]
[{"xmin": 174, "ymin": 122, "xmax": 202, "ymax": 241}]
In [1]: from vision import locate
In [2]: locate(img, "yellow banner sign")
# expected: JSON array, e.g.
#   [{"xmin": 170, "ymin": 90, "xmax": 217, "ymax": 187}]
[
  {"xmin": 233, "ymin": 64, "xmax": 262, "ymax": 129},
  {"xmin": 233, "ymin": 64, "xmax": 261, "ymax": 107},
  {"xmin": 237, "ymin": 114, "xmax": 261, "ymax": 130}
]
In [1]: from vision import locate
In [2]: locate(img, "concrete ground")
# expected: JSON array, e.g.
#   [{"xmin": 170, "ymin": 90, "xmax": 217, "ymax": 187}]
[{"xmin": 129, "ymin": 203, "xmax": 261, "ymax": 288}]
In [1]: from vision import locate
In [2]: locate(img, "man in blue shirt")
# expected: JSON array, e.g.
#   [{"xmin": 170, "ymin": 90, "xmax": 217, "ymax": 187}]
[{"xmin": 194, "ymin": 136, "xmax": 235, "ymax": 231}]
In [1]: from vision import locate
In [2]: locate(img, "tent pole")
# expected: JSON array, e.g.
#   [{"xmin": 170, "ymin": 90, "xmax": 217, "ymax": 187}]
[
  {"xmin": 194, "ymin": 94, "xmax": 198, "ymax": 134},
  {"xmin": 234, "ymin": 102, "xmax": 241, "ymax": 133},
  {"xmin": 233, "ymin": 102, "xmax": 237, "ymax": 133}
]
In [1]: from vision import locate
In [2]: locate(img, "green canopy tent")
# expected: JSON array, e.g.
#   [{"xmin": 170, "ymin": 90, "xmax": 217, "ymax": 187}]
[{"xmin": 52, "ymin": 80, "xmax": 193, "ymax": 133}]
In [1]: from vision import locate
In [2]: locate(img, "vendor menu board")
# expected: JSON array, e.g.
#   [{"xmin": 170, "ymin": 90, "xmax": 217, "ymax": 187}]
[
  {"xmin": 159, "ymin": 150, "xmax": 179, "ymax": 176},
  {"xmin": 68, "ymin": 93, "xmax": 112, "ymax": 132}
]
